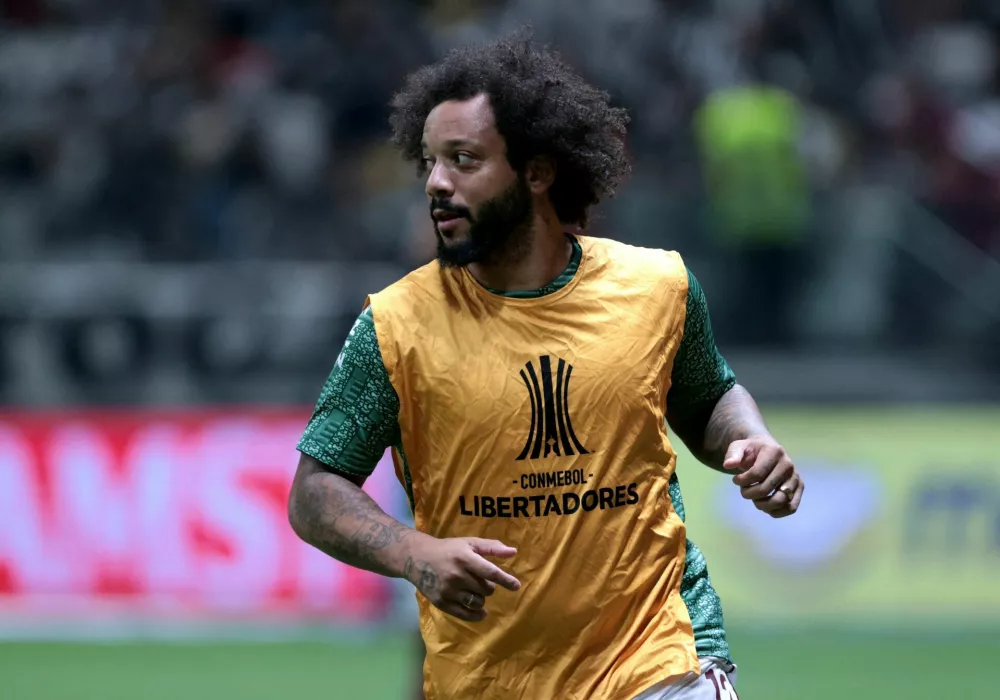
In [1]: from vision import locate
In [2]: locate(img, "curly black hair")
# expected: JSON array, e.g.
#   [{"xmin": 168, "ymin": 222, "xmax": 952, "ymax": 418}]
[{"xmin": 389, "ymin": 32, "xmax": 630, "ymax": 228}]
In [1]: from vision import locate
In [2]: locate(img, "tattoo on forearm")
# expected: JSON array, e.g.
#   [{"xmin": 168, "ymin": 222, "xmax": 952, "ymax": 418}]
[
  {"xmin": 350, "ymin": 519, "xmax": 395, "ymax": 551},
  {"xmin": 293, "ymin": 468, "xmax": 412, "ymax": 576},
  {"xmin": 404, "ymin": 556, "xmax": 439, "ymax": 594},
  {"xmin": 702, "ymin": 385, "xmax": 770, "ymax": 466}
]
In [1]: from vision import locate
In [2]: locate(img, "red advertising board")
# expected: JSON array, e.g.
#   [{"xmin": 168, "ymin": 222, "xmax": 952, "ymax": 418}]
[{"xmin": 0, "ymin": 410, "xmax": 402, "ymax": 624}]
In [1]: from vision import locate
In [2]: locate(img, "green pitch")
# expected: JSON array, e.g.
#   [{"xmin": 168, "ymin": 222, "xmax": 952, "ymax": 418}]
[{"xmin": 1, "ymin": 628, "xmax": 995, "ymax": 699}]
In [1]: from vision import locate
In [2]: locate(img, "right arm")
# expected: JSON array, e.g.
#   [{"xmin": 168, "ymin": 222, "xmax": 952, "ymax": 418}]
[
  {"xmin": 289, "ymin": 307, "xmax": 416, "ymax": 579},
  {"xmin": 288, "ymin": 308, "xmax": 520, "ymax": 620},
  {"xmin": 288, "ymin": 453, "xmax": 417, "ymax": 581}
]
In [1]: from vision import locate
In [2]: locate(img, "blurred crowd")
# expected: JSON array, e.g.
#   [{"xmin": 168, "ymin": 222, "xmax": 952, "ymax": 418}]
[{"xmin": 0, "ymin": 0, "xmax": 998, "ymax": 399}]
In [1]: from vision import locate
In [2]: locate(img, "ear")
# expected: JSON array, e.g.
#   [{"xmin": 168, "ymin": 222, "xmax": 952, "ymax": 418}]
[{"xmin": 523, "ymin": 155, "xmax": 556, "ymax": 195}]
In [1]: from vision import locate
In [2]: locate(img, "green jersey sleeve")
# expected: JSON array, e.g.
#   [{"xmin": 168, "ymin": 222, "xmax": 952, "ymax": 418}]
[
  {"xmin": 297, "ymin": 307, "xmax": 402, "ymax": 478},
  {"xmin": 668, "ymin": 269, "xmax": 737, "ymax": 411}
]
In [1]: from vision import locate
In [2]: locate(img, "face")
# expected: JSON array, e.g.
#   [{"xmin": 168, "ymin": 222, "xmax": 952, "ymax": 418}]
[{"xmin": 421, "ymin": 94, "xmax": 533, "ymax": 267}]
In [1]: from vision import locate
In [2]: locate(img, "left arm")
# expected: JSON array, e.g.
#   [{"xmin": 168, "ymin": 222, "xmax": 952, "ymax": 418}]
[
  {"xmin": 667, "ymin": 270, "xmax": 804, "ymax": 517},
  {"xmin": 676, "ymin": 383, "xmax": 769, "ymax": 469}
]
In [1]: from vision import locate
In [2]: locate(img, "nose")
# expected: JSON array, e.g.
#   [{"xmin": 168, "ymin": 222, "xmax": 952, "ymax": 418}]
[{"xmin": 425, "ymin": 161, "xmax": 454, "ymax": 199}]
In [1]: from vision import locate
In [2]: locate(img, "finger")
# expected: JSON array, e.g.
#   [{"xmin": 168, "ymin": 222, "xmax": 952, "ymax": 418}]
[
  {"xmin": 463, "ymin": 553, "xmax": 521, "ymax": 592},
  {"xmin": 477, "ymin": 578, "xmax": 497, "ymax": 596},
  {"xmin": 466, "ymin": 538, "xmax": 517, "ymax": 559},
  {"xmin": 769, "ymin": 494, "xmax": 802, "ymax": 517},
  {"xmin": 456, "ymin": 574, "xmax": 496, "ymax": 598},
  {"xmin": 740, "ymin": 461, "xmax": 794, "ymax": 500},
  {"xmin": 789, "ymin": 479, "xmax": 804, "ymax": 512},
  {"xmin": 732, "ymin": 445, "xmax": 781, "ymax": 487},
  {"xmin": 771, "ymin": 480, "xmax": 805, "ymax": 518},
  {"xmin": 754, "ymin": 491, "xmax": 789, "ymax": 513},
  {"xmin": 456, "ymin": 591, "xmax": 486, "ymax": 610},
  {"xmin": 722, "ymin": 440, "xmax": 751, "ymax": 471},
  {"xmin": 732, "ymin": 445, "xmax": 783, "ymax": 487},
  {"xmin": 437, "ymin": 599, "xmax": 488, "ymax": 623}
]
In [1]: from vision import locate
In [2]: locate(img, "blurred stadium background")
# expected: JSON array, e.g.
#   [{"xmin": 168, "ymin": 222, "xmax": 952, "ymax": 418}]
[{"xmin": 1, "ymin": 0, "xmax": 998, "ymax": 698}]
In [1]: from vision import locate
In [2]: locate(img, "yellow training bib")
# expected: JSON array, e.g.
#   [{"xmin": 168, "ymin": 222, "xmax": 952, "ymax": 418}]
[{"xmin": 369, "ymin": 236, "xmax": 697, "ymax": 700}]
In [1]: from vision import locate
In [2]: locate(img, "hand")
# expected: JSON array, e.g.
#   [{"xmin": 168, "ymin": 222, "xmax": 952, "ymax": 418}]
[
  {"xmin": 723, "ymin": 436, "xmax": 803, "ymax": 518},
  {"xmin": 401, "ymin": 535, "xmax": 521, "ymax": 623}
]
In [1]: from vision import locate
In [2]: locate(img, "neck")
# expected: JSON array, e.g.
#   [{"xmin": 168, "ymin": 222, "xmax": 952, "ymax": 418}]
[{"xmin": 466, "ymin": 209, "xmax": 572, "ymax": 292}]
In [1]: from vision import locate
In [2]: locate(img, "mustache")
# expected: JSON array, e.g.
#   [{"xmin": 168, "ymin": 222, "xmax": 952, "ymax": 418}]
[{"xmin": 430, "ymin": 199, "xmax": 471, "ymax": 219}]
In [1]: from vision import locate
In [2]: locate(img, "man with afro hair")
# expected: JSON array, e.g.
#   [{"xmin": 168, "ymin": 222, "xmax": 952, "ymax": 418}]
[{"xmin": 290, "ymin": 33, "xmax": 803, "ymax": 700}]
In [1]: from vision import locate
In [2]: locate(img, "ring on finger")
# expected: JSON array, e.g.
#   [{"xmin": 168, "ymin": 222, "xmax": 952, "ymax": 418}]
[
  {"xmin": 463, "ymin": 592, "xmax": 478, "ymax": 609},
  {"xmin": 778, "ymin": 481, "xmax": 796, "ymax": 497}
]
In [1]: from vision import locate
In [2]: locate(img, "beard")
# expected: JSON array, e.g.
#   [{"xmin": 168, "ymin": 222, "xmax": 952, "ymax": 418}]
[{"xmin": 433, "ymin": 176, "xmax": 533, "ymax": 268}]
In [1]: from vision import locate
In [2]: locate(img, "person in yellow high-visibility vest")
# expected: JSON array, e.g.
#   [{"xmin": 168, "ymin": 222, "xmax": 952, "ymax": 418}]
[{"xmin": 696, "ymin": 85, "xmax": 811, "ymax": 347}]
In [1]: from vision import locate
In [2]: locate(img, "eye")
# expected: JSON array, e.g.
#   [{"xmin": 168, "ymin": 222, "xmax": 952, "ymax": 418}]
[
  {"xmin": 455, "ymin": 152, "xmax": 475, "ymax": 167},
  {"xmin": 420, "ymin": 156, "xmax": 435, "ymax": 170}
]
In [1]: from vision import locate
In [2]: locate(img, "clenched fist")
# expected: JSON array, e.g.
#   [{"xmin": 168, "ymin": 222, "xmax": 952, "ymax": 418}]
[{"xmin": 724, "ymin": 436, "xmax": 804, "ymax": 518}]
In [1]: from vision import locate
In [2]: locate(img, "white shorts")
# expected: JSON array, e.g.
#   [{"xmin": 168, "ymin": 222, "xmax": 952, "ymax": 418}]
[{"xmin": 633, "ymin": 657, "xmax": 739, "ymax": 700}]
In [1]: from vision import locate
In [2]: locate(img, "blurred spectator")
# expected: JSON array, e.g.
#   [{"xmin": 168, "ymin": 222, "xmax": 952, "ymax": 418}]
[
  {"xmin": 695, "ymin": 84, "xmax": 811, "ymax": 348},
  {"xmin": 1, "ymin": 0, "xmax": 998, "ymax": 407}
]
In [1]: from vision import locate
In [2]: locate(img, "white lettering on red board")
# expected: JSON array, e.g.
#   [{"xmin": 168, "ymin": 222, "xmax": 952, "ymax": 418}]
[{"xmin": 0, "ymin": 414, "xmax": 399, "ymax": 619}]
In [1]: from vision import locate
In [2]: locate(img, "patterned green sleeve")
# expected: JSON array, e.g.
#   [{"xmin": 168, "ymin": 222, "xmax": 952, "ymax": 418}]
[
  {"xmin": 297, "ymin": 307, "xmax": 401, "ymax": 478},
  {"xmin": 668, "ymin": 269, "xmax": 737, "ymax": 412}
]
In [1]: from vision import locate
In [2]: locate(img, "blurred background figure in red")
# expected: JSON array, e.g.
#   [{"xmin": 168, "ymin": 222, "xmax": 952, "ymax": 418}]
[{"xmin": 0, "ymin": 2, "xmax": 997, "ymax": 699}]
